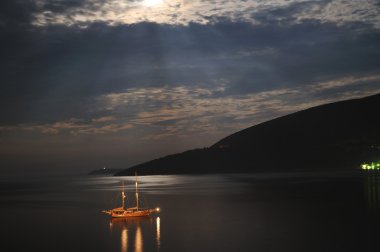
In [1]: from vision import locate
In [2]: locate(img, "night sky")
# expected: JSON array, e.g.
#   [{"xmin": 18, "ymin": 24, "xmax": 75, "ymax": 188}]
[{"xmin": 1, "ymin": 0, "xmax": 380, "ymax": 175}]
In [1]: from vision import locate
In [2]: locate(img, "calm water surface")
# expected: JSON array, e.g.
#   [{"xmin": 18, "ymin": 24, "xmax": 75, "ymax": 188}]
[{"xmin": 0, "ymin": 172, "xmax": 379, "ymax": 252}]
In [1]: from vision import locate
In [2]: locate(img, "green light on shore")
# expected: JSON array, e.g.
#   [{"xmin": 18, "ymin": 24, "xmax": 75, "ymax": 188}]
[{"xmin": 361, "ymin": 162, "xmax": 380, "ymax": 171}]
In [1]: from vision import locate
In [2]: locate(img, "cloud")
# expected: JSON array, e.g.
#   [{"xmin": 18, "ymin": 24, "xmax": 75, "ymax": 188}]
[
  {"xmin": 1, "ymin": 15, "xmax": 379, "ymax": 129},
  {"xmin": 0, "ymin": 117, "xmax": 133, "ymax": 135},
  {"xmin": 93, "ymin": 73, "xmax": 380, "ymax": 139},
  {"xmin": 297, "ymin": 0, "xmax": 380, "ymax": 28},
  {"xmin": 1, "ymin": 72, "xmax": 379, "ymax": 139},
  {"xmin": 29, "ymin": 0, "xmax": 380, "ymax": 28},
  {"xmin": 74, "ymin": 123, "xmax": 133, "ymax": 134},
  {"xmin": 92, "ymin": 116, "xmax": 117, "ymax": 123},
  {"xmin": 2, "ymin": 72, "xmax": 370, "ymax": 138}
]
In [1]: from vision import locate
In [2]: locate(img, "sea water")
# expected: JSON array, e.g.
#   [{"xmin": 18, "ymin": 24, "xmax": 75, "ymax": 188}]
[{"xmin": 0, "ymin": 171, "xmax": 379, "ymax": 252}]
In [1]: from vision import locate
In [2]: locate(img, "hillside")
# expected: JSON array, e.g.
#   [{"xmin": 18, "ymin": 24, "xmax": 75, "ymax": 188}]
[{"xmin": 116, "ymin": 93, "xmax": 380, "ymax": 176}]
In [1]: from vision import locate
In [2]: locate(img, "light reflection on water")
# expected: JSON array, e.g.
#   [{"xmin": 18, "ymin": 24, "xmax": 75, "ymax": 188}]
[
  {"xmin": 121, "ymin": 225, "xmax": 128, "ymax": 252},
  {"xmin": 365, "ymin": 173, "xmax": 380, "ymax": 213},
  {"xmin": 84, "ymin": 174, "xmax": 254, "ymax": 195},
  {"xmin": 156, "ymin": 217, "xmax": 161, "ymax": 250},
  {"xmin": 135, "ymin": 225, "xmax": 143, "ymax": 252},
  {"xmin": 109, "ymin": 217, "xmax": 160, "ymax": 252}
]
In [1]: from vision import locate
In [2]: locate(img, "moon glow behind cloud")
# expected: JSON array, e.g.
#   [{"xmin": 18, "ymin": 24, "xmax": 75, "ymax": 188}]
[{"xmin": 142, "ymin": 0, "xmax": 164, "ymax": 7}]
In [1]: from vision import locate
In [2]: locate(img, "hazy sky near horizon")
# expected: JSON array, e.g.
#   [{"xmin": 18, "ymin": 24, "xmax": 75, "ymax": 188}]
[{"xmin": 1, "ymin": 0, "xmax": 380, "ymax": 175}]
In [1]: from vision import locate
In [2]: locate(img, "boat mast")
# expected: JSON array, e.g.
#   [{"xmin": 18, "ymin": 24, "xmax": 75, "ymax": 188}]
[
  {"xmin": 135, "ymin": 171, "xmax": 139, "ymax": 211},
  {"xmin": 122, "ymin": 181, "xmax": 125, "ymax": 209}
]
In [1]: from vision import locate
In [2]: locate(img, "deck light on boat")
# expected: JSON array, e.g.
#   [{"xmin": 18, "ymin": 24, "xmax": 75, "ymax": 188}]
[{"xmin": 156, "ymin": 207, "xmax": 160, "ymax": 212}]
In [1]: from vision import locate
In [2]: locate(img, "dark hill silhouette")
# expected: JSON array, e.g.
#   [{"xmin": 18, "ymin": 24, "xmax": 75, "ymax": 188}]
[{"xmin": 116, "ymin": 93, "xmax": 380, "ymax": 176}]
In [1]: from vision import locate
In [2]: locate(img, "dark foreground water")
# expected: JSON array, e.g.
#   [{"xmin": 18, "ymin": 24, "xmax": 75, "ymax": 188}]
[{"xmin": 0, "ymin": 171, "xmax": 379, "ymax": 252}]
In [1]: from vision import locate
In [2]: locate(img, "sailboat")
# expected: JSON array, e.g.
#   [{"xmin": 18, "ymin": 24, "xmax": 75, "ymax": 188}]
[{"xmin": 102, "ymin": 172, "xmax": 160, "ymax": 218}]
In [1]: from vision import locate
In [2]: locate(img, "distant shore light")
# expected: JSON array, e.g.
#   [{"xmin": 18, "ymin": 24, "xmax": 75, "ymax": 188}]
[{"xmin": 361, "ymin": 162, "xmax": 380, "ymax": 171}]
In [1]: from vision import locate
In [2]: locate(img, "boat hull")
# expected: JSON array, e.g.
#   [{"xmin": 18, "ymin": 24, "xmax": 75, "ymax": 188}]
[
  {"xmin": 112, "ymin": 210, "xmax": 154, "ymax": 218},
  {"xmin": 103, "ymin": 208, "xmax": 157, "ymax": 218}
]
